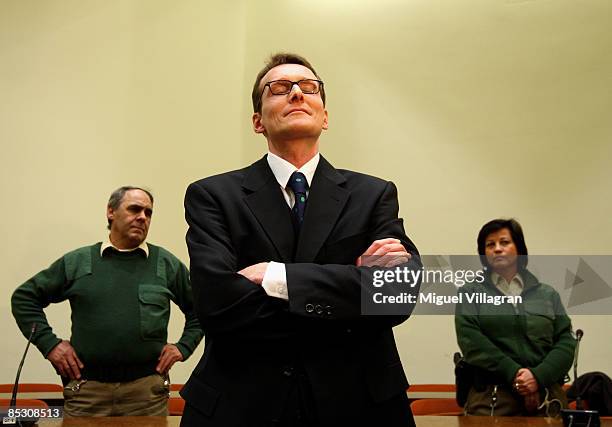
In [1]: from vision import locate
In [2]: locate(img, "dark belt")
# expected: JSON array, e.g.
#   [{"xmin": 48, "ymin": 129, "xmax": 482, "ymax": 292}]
[
  {"xmin": 81, "ymin": 361, "xmax": 158, "ymax": 383},
  {"xmin": 471, "ymin": 366, "xmax": 511, "ymax": 392}
]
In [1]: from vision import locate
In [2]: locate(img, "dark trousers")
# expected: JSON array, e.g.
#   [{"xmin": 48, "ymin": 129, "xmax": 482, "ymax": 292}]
[
  {"xmin": 465, "ymin": 383, "xmax": 568, "ymax": 416},
  {"xmin": 181, "ymin": 386, "xmax": 415, "ymax": 427}
]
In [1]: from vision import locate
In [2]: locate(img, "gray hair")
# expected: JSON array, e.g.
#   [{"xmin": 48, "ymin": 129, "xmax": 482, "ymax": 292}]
[{"xmin": 107, "ymin": 186, "xmax": 154, "ymax": 229}]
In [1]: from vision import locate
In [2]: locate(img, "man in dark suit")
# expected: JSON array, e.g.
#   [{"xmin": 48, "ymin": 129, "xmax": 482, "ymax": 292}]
[{"xmin": 181, "ymin": 53, "xmax": 421, "ymax": 427}]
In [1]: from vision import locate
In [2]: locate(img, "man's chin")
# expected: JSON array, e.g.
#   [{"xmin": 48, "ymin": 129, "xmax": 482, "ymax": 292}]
[
  {"xmin": 128, "ymin": 233, "xmax": 147, "ymax": 246},
  {"xmin": 276, "ymin": 124, "xmax": 323, "ymax": 140}
]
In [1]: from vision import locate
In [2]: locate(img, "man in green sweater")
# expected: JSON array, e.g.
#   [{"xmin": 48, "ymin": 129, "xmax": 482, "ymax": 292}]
[{"xmin": 11, "ymin": 186, "xmax": 203, "ymax": 416}]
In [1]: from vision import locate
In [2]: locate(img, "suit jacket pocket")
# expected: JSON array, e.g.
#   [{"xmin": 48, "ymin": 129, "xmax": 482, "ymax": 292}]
[{"xmin": 180, "ymin": 376, "xmax": 221, "ymax": 417}]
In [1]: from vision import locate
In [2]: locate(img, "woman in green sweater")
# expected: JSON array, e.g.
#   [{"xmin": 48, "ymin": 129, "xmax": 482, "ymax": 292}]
[{"xmin": 455, "ymin": 218, "xmax": 576, "ymax": 416}]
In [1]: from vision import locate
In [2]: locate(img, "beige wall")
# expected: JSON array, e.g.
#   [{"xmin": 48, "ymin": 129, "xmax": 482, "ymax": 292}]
[{"xmin": 1, "ymin": 0, "xmax": 610, "ymax": 386}]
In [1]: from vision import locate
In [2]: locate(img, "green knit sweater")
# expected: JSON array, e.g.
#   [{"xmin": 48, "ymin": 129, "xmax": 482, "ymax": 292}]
[
  {"xmin": 455, "ymin": 269, "xmax": 575, "ymax": 388},
  {"xmin": 11, "ymin": 243, "xmax": 203, "ymax": 373}
]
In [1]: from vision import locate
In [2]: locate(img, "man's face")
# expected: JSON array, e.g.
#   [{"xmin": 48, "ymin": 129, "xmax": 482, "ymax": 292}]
[
  {"xmin": 107, "ymin": 189, "xmax": 153, "ymax": 249},
  {"xmin": 253, "ymin": 63, "xmax": 328, "ymax": 141}
]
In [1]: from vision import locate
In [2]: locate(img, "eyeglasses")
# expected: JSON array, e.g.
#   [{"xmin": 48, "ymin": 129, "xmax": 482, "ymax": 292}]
[
  {"xmin": 263, "ymin": 79, "xmax": 323, "ymax": 96},
  {"xmin": 537, "ymin": 388, "xmax": 563, "ymax": 418}
]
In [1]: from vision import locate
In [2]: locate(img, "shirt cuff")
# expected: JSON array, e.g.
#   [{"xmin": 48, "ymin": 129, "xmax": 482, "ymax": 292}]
[{"xmin": 261, "ymin": 261, "xmax": 288, "ymax": 300}]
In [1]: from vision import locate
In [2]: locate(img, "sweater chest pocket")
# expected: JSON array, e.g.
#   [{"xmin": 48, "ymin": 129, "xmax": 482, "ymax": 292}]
[
  {"xmin": 525, "ymin": 314, "xmax": 555, "ymax": 347},
  {"xmin": 524, "ymin": 300, "xmax": 555, "ymax": 347},
  {"xmin": 138, "ymin": 284, "xmax": 172, "ymax": 340}
]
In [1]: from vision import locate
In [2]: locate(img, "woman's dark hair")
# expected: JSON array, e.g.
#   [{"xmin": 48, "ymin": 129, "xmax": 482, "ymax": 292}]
[{"xmin": 477, "ymin": 218, "xmax": 528, "ymax": 270}]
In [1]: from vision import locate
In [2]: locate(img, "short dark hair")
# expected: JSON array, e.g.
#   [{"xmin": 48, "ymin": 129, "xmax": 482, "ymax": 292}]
[
  {"xmin": 477, "ymin": 218, "xmax": 528, "ymax": 270},
  {"xmin": 107, "ymin": 186, "xmax": 154, "ymax": 230},
  {"xmin": 251, "ymin": 52, "xmax": 326, "ymax": 113}
]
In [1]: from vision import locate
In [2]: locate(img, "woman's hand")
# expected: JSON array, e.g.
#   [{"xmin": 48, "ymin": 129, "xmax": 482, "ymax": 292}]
[{"xmin": 513, "ymin": 368, "xmax": 539, "ymax": 395}]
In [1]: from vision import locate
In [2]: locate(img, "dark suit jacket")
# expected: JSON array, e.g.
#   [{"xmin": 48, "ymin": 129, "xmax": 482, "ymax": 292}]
[{"xmin": 181, "ymin": 155, "xmax": 421, "ymax": 427}]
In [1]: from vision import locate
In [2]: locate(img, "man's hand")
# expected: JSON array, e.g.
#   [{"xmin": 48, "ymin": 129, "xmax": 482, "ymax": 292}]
[
  {"xmin": 47, "ymin": 340, "xmax": 84, "ymax": 380},
  {"xmin": 514, "ymin": 368, "xmax": 539, "ymax": 395},
  {"xmin": 524, "ymin": 391, "xmax": 540, "ymax": 413},
  {"xmin": 156, "ymin": 344, "xmax": 184, "ymax": 375},
  {"xmin": 238, "ymin": 262, "xmax": 269, "ymax": 285},
  {"xmin": 356, "ymin": 238, "xmax": 411, "ymax": 267}
]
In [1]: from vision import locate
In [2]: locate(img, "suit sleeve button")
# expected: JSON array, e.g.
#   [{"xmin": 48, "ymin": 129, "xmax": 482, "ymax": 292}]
[
  {"xmin": 315, "ymin": 304, "xmax": 323, "ymax": 315},
  {"xmin": 305, "ymin": 303, "xmax": 314, "ymax": 313}
]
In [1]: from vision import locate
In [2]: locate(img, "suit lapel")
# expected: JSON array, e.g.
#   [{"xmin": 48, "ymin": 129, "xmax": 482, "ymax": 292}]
[
  {"xmin": 295, "ymin": 156, "xmax": 349, "ymax": 262},
  {"xmin": 243, "ymin": 157, "xmax": 295, "ymax": 263}
]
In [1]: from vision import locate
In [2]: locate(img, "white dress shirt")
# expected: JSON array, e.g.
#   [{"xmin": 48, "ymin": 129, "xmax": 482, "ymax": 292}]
[
  {"xmin": 491, "ymin": 271, "xmax": 524, "ymax": 307},
  {"xmin": 261, "ymin": 152, "xmax": 320, "ymax": 300},
  {"xmin": 100, "ymin": 237, "xmax": 149, "ymax": 258}
]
